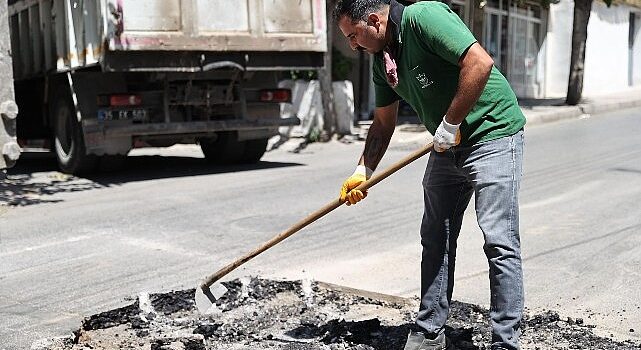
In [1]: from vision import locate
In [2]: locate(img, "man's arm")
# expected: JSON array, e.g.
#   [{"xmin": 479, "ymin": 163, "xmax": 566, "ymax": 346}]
[
  {"xmin": 444, "ymin": 43, "xmax": 494, "ymax": 125},
  {"xmin": 359, "ymin": 101, "xmax": 399, "ymax": 171},
  {"xmin": 432, "ymin": 43, "xmax": 493, "ymax": 152},
  {"xmin": 339, "ymin": 101, "xmax": 398, "ymax": 205}
]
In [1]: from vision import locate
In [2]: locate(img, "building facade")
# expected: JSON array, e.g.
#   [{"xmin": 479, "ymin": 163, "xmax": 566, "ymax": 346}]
[
  {"xmin": 332, "ymin": 0, "xmax": 641, "ymax": 118},
  {"xmin": 544, "ymin": 0, "xmax": 641, "ymax": 97}
]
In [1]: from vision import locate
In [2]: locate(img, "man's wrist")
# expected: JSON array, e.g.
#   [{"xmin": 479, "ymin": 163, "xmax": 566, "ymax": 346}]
[
  {"xmin": 442, "ymin": 116, "xmax": 461, "ymax": 134},
  {"xmin": 443, "ymin": 115, "xmax": 462, "ymax": 126}
]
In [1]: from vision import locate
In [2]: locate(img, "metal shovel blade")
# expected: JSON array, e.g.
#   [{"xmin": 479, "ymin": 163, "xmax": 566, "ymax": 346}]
[
  {"xmin": 194, "ymin": 283, "xmax": 228, "ymax": 314},
  {"xmin": 193, "ymin": 144, "xmax": 435, "ymax": 314}
]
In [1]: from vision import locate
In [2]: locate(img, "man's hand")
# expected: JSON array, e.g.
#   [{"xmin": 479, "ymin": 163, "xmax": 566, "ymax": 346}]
[
  {"xmin": 433, "ymin": 117, "xmax": 461, "ymax": 152},
  {"xmin": 340, "ymin": 165, "xmax": 371, "ymax": 206}
]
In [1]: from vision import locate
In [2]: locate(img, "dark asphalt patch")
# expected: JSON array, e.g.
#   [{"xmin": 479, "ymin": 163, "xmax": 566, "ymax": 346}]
[{"xmin": 35, "ymin": 278, "xmax": 641, "ymax": 350}]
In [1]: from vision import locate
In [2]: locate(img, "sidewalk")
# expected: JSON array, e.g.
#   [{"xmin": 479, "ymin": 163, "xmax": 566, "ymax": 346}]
[
  {"xmin": 386, "ymin": 87, "xmax": 641, "ymax": 145},
  {"xmin": 519, "ymin": 86, "xmax": 641, "ymax": 125}
]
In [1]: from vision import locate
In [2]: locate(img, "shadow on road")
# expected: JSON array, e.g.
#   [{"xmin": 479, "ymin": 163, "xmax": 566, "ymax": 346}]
[
  {"xmin": 1, "ymin": 152, "xmax": 302, "ymax": 207},
  {"xmin": 87, "ymin": 154, "xmax": 303, "ymax": 184},
  {"xmin": 610, "ymin": 167, "xmax": 641, "ymax": 175}
]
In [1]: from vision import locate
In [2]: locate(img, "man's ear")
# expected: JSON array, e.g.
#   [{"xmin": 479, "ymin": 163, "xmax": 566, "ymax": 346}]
[{"xmin": 367, "ymin": 13, "xmax": 381, "ymax": 29}]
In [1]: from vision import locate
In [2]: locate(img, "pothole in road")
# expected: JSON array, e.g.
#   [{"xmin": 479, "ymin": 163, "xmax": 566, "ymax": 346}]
[{"xmin": 34, "ymin": 278, "xmax": 640, "ymax": 350}]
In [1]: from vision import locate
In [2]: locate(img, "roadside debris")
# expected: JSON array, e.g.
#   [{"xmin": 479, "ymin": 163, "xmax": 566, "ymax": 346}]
[{"xmin": 35, "ymin": 278, "xmax": 641, "ymax": 350}]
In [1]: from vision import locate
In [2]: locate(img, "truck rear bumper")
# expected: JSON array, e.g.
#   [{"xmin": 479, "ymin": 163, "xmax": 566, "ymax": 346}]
[
  {"xmin": 83, "ymin": 117, "xmax": 300, "ymax": 137},
  {"xmin": 103, "ymin": 51, "xmax": 324, "ymax": 72}
]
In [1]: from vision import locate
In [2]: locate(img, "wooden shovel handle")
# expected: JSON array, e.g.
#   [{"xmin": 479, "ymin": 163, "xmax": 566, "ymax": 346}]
[{"xmin": 201, "ymin": 142, "xmax": 434, "ymax": 289}]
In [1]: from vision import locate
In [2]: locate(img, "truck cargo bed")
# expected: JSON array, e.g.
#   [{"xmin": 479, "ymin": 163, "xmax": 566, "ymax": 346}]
[{"xmin": 8, "ymin": 0, "xmax": 327, "ymax": 79}]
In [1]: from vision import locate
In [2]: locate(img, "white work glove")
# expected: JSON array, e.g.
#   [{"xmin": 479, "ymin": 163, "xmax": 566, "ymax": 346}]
[{"xmin": 433, "ymin": 117, "xmax": 461, "ymax": 152}]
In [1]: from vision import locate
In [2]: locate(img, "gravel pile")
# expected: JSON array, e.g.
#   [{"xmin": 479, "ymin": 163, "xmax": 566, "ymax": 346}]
[{"xmin": 33, "ymin": 277, "xmax": 640, "ymax": 350}]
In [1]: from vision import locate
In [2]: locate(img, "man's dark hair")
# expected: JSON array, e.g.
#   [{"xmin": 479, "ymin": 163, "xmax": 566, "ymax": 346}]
[{"xmin": 332, "ymin": 0, "xmax": 391, "ymax": 23}]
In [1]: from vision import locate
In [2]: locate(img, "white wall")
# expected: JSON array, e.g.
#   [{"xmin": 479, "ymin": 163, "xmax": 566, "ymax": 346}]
[
  {"xmin": 583, "ymin": 1, "xmax": 630, "ymax": 96},
  {"xmin": 545, "ymin": 0, "xmax": 638, "ymax": 98}
]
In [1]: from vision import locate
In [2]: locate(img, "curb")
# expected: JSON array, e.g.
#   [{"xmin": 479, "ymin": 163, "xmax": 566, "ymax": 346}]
[
  {"xmin": 387, "ymin": 97, "xmax": 641, "ymax": 147},
  {"xmin": 274, "ymin": 95, "xmax": 641, "ymax": 150},
  {"xmin": 579, "ymin": 98, "xmax": 641, "ymax": 115},
  {"xmin": 522, "ymin": 106, "xmax": 583, "ymax": 126},
  {"xmin": 523, "ymin": 97, "xmax": 641, "ymax": 126}
]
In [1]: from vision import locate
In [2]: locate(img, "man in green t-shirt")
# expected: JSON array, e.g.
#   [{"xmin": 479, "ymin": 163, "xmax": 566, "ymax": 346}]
[{"xmin": 334, "ymin": 0, "xmax": 526, "ymax": 349}]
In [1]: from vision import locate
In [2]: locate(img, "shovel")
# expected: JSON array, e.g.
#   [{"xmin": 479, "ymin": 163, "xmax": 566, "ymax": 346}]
[{"xmin": 195, "ymin": 142, "xmax": 435, "ymax": 313}]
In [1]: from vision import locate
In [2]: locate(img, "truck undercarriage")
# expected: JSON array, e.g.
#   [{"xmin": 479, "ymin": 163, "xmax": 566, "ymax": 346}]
[{"xmin": 7, "ymin": 0, "xmax": 326, "ymax": 174}]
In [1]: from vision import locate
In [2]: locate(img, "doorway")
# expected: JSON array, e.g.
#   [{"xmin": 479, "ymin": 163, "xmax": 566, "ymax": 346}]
[
  {"xmin": 508, "ymin": 4, "xmax": 542, "ymax": 97},
  {"xmin": 482, "ymin": 0, "xmax": 544, "ymax": 98}
]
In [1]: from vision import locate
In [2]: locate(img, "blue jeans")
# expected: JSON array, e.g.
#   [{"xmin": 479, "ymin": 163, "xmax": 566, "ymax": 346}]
[{"xmin": 416, "ymin": 130, "xmax": 524, "ymax": 350}]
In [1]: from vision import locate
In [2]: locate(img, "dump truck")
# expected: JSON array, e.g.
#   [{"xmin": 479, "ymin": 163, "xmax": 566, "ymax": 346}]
[
  {"xmin": 7, "ymin": 0, "xmax": 326, "ymax": 173},
  {"xmin": 1, "ymin": 0, "xmax": 19, "ymax": 170}
]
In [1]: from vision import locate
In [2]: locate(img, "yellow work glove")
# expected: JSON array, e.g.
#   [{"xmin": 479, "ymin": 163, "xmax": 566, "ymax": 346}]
[
  {"xmin": 433, "ymin": 116, "xmax": 461, "ymax": 152},
  {"xmin": 340, "ymin": 165, "xmax": 372, "ymax": 206}
]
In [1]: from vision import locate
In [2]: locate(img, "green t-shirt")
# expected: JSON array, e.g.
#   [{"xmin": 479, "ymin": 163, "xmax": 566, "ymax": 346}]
[{"xmin": 374, "ymin": 1, "xmax": 525, "ymax": 145}]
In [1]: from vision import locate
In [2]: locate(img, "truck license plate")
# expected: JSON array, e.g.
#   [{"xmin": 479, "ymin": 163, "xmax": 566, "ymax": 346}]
[{"xmin": 98, "ymin": 109, "xmax": 148, "ymax": 122}]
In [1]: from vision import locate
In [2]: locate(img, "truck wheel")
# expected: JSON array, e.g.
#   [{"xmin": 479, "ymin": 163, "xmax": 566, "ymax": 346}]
[
  {"xmin": 200, "ymin": 132, "xmax": 245, "ymax": 164},
  {"xmin": 241, "ymin": 138, "xmax": 269, "ymax": 163},
  {"xmin": 53, "ymin": 96, "xmax": 97, "ymax": 174}
]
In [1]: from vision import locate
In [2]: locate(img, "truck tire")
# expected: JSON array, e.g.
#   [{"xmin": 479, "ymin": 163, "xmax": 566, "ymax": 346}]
[
  {"xmin": 200, "ymin": 132, "xmax": 245, "ymax": 164},
  {"xmin": 241, "ymin": 138, "xmax": 269, "ymax": 163},
  {"xmin": 53, "ymin": 96, "xmax": 98, "ymax": 174}
]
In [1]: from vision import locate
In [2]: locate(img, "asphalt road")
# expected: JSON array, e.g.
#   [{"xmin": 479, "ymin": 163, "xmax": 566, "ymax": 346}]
[{"xmin": 1, "ymin": 107, "xmax": 640, "ymax": 349}]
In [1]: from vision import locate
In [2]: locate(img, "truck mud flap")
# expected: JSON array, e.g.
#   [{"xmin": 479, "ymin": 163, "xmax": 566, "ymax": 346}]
[{"xmin": 0, "ymin": 0, "xmax": 20, "ymax": 169}]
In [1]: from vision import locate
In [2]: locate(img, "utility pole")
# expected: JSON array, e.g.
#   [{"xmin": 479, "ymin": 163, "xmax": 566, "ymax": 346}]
[
  {"xmin": 318, "ymin": 0, "xmax": 336, "ymax": 141},
  {"xmin": 566, "ymin": 0, "xmax": 593, "ymax": 105}
]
